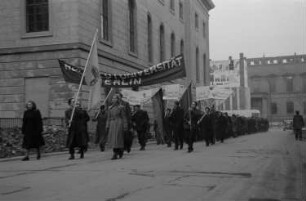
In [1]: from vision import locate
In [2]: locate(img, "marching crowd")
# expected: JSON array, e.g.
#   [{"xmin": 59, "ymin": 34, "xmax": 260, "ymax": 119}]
[{"xmin": 20, "ymin": 93, "xmax": 270, "ymax": 161}]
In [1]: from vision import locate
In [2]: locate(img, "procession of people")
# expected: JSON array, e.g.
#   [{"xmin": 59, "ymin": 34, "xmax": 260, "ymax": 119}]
[{"xmin": 20, "ymin": 92, "xmax": 276, "ymax": 161}]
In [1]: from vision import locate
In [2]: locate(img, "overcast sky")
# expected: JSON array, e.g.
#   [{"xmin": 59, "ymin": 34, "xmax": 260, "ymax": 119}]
[{"xmin": 209, "ymin": 0, "xmax": 306, "ymax": 60}]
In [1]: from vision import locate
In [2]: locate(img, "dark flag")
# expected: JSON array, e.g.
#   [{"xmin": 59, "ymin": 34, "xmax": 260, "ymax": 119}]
[
  {"xmin": 58, "ymin": 60, "xmax": 86, "ymax": 85},
  {"xmin": 179, "ymin": 82, "xmax": 192, "ymax": 115},
  {"xmin": 152, "ymin": 88, "xmax": 166, "ymax": 144}
]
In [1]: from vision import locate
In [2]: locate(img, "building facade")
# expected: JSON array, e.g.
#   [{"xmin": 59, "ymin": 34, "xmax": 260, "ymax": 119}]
[
  {"xmin": 0, "ymin": 0, "xmax": 214, "ymax": 118},
  {"xmin": 210, "ymin": 53, "xmax": 251, "ymax": 111},
  {"xmin": 247, "ymin": 54, "xmax": 306, "ymax": 122}
]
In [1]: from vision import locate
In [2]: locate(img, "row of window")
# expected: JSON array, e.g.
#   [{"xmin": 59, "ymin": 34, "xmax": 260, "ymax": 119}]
[
  {"xmin": 271, "ymin": 102, "xmax": 306, "ymax": 115},
  {"xmin": 253, "ymin": 77, "xmax": 306, "ymax": 93}
]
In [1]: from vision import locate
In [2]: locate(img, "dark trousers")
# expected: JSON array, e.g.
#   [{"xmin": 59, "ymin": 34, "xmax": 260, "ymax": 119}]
[
  {"xmin": 294, "ymin": 129, "xmax": 302, "ymax": 140},
  {"xmin": 187, "ymin": 128, "xmax": 197, "ymax": 151},
  {"xmin": 165, "ymin": 128, "xmax": 173, "ymax": 146},
  {"xmin": 137, "ymin": 130, "xmax": 147, "ymax": 148},
  {"xmin": 173, "ymin": 129, "xmax": 184, "ymax": 149},
  {"xmin": 69, "ymin": 146, "xmax": 84, "ymax": 156}
]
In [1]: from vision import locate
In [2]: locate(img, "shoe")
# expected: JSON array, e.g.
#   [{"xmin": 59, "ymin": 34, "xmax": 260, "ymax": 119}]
[
  {"xmin": 68, "ymin": 155, "xmax": 75, "ymax": 160},
  {"xmin": 140, "ymin": 147, "xmax": 145, "ymax": 151},
  {"xmin": 22, "ymin": 156, "xmax": 29, "ymax": 161},
  {"xmin": 118, "ymin": 152, "xmax": 123, "ymax": 159},
  {"xmin": 37, "ymin": 154, "xmax": 41, "ymax": 160}
]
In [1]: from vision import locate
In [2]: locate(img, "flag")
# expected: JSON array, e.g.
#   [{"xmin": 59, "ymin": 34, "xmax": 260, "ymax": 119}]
[
  {"xmin": 86, "ymin": 31, "xmax": 102, "ymax": 110},
  {"xmin": 58, "ymin": 60, "xmax": 85, "ymax": 85},
  {"xmin": 151, "ymin": 88, "xmax": 165, "ymax": 144},
  {"xmin": 179, "ymin": 82, "xmax": 192, "ymax": 115}
]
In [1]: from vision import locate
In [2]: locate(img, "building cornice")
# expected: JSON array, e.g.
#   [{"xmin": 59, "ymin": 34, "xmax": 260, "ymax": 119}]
[
  {"xmin": 0, "ymin": 43, "xmax": 145, "ymax": 71},
  {"xmin": 200, "ymin": 0, "xmax": 215, "ymax": 11}
]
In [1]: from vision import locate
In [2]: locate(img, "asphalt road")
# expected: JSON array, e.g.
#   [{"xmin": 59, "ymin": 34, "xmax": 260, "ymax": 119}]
[{"xmin": 0, "ymin": 129, "xmax": 305, "ymax": 201}]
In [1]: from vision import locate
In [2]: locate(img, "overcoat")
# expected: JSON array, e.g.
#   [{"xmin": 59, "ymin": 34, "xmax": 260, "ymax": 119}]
[
  {"xmin": 65, "ymin": 108, "xmax": 89, "ymax": 148},
  {"xmin": 94, "ymin": 110, "xmax": 107, "ymax": 144},
  {"xmin": 106, "ymin": 104, "xmax": 127, "ymax": 149},
  {"xmin": 22, "ymin": 109, "xmax": 44, "ymax": 149}
]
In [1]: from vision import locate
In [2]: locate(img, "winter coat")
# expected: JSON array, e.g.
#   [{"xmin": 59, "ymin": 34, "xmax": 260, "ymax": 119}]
[
  {"xmin": 94, "ymin": 110, "xmax": 108, "ymax": 144},
  {"xmin": 65, "ymin": 108, "xmax": 90, "ymax": 148},
  {"xmin": 293, "ymin": 114, "xmax": 304, "ymax": 129},
  {"xmin": 106, "ymin": 104, "xmax": 127, "ymax": 149},
  {"xmin": 22, "ymin": 109, "xmax": 45, "ymax": 149}
]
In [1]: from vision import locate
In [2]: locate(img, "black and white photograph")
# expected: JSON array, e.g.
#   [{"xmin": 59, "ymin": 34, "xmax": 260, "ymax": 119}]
[{"xmin": 0, "ymin": 0, "xmax": 305, "ymax": 200}]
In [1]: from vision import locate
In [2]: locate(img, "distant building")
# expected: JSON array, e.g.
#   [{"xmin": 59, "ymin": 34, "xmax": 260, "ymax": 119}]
[
  {"xmin": 247, "ymin": 54, "xmax": 306, "ymax": 122},
  {"xmin": 210, "ymin": 53, "xmax": 251, "ymax": 111},
  {"xmin": 0, "ymin": 0, "xmax": 214, "ymax": 118}
]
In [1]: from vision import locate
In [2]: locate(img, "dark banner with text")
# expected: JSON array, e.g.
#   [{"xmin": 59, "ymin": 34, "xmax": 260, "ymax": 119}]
[{"xmin": 59, "ymin": 55, "xmax": 185, "ymax": 87}]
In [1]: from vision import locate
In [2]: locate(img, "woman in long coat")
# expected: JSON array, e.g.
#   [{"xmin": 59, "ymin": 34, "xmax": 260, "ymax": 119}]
[
  {"xmin": 65, "ymin": 99, "xmax": 89, "ymax": 160},
  {"xmin": 106, "ymin": 94, "xmax": 127, "ymax": 160},
  {"xmin": 22, "ymin": 101, "xmax": 44, "ymax": 161},
  {"xmin": 93, "ymin": 105, "xmax": 108, "ymax": 152}
]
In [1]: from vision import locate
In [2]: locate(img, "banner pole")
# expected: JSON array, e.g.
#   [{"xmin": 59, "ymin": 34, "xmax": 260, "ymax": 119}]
[
  {"xmin": 68, "ymin": 29, "xmax": 99, "ymax": 128},
  {"xmin": 94, "ymin": 87, "xmax": 114, "ymax": 119}
]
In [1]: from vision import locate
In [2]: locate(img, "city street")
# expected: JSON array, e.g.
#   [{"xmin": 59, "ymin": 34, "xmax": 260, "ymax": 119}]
[{"xmin": 0, "ymin": 130, "xmax": 305, "ymax": 201}]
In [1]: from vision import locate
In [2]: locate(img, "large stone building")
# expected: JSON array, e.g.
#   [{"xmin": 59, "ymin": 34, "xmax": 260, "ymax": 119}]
[
  {"xmin": 247, "ymin": 54, "xmax": 306, "ymax": 122},
  {"xmin": 0, "ymin": 0, "xmax": 214, "ymax": 118},
  {"xmin": 210, "ymin": 53, "xmax": 251, "ymax": 111}
]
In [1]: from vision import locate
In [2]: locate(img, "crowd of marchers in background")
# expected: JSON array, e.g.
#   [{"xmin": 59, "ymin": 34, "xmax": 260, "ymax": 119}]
[
  {"xmin": 163, "ymin": 101, "xmax": 270, "ymax": 153},
  {"xmin": 20, "ymin": 95, "xmax": 275, "ymax": 161}
]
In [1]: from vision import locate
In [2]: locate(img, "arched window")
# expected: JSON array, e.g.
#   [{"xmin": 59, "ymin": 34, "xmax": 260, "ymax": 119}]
[
  {"xmin": 147, "ymin": 14, "xmax": 153, "ymax": 62},
  {"xmin": 196, "ymin": 47, "xmax": 200, "ymax": 82},
  {"xmin": 180, "ymin": 39, "xmax": 184, "ymax": 55},
  {"xmin": 179, "ymin": 2, "xmax": 183, "ymax": 20},
  {"xmin": 128, "ymin": 0, "xmax": 137, "ymax": 53},
  {"xmin": 171, "ymin": 32, "xmax": 175, "ymax": 57},
  {"xmin": 26, "ymin": 0, "xmax": 49, "ymax": 32},
  {"xmin": 159, "ymin": 24, "xmax": 165, "ymax": 62}
]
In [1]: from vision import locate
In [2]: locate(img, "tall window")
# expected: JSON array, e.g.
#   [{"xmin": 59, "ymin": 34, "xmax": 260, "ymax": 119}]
[
  {"xmin": 147, "ymin": 14, "xmax": 153, "ymax": 62},
  {"xmin": 171, "ymin": 32, "xmax": 175, "ymax": 57},
  {"xmin": 268, "ymin": 79, "xmax": 276, "ymax": 93},
  {"xmin": 195, "ymin": 13, "xmax": 199, "ymax": 29},
  {"xmin": 203, "ymin": 54, "xmax": 207, "ymax": 83},
  {"xmin": 196, "ymin": 47, "xmax": 200, "ymax": 82},
  {"xmin": 271, "ymin": 103, "xmax": 277, "ymax": 114},
  {"xmin": 128, "ymin": 0, "xmax": 137, "ymax": 53},
  {"xmin": 26, "ymin": 0, "xmax": 49, "ymax": 33},
  {"xmin": 286, "ymin": 101, "xmax": 294, "ymax": 114},
  {"xmin": 203, "ymin": 22, "xmax": 206, "ymax": 38},
  {"xmin": 180, "ymin": 39, "xmax": 184, "ymax": 55},
  {"xmin": 159, "ymin": 24, "xmax": 165, "ymax": 62},
  {"xmin": 286, "ymin": 76, "xmax": 293, "ymax": 92},
  {"xmin": 101, "ymin": 0, "xmax": 111, "ymax": 42},
  {"xmin": 179, "ymin": 2, "xmax": 183, "ymax": 20},
  {"xmin": 170, "ymin": 0, "xmax": 175, "ymax": 12}
]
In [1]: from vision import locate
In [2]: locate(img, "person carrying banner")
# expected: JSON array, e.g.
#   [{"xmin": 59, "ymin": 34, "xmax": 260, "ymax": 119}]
[
  {"xmin": 93, "ymin": 105, "xmax": 108, "ymax": 152},
  {"xmin": 106, "ymin": 94, "xmax": 128, "ymax": 160},
  {"xmin": 170, "ymin": 101, "xmax": 185, "ymax": 150},
  {"xmin": 132, "ymin": 105, "xmax": 150, "ymax": 151},
  {"xmin": 184, "ymin": 101, "xmax": 202, "ymax": 153},
  {"xmin": 65, "ymin": 98, "xmax": 90, "ymax": 160}
]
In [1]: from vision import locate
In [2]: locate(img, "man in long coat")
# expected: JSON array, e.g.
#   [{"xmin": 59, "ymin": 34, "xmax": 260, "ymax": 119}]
[
  {"xmin": 293, "ymin": 110, "xmax": 304, "ymax": 141},
  {"xmin": 170, "ymin": 101, "xmax": 185, "ymax": 150},
  {"xmin": 65, "ymin": 98, "xmax": 89, "ymax": 159},
  {"xmin": 93, "ymin": 105, "xmax": 108, "ymax": 151},
  {"xmin": 132, "ymin": 105, "xmax": 149, "ymax": 150},
  {"xmin": 198, "ymin": 107, "xmax": 213, "ymax": 147}
]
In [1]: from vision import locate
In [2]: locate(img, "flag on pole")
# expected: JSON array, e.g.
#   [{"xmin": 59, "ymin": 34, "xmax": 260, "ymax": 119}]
[
  {"xmin": 179, "ymin": 82, "xmax": 192, "ymax": 114},
  {"xmin": 58, "ymin": 60, "xmax": 85, "ymax": 85},
  {"xmin": 85, "ymin": 31, "xmax": 102, "ymax": 110}
]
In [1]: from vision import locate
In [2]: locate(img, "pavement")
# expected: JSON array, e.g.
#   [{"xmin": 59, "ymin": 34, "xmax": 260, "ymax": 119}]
[{"xmin": 0, "ymin": 129, "xmax": 305, "ymax": 201}]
